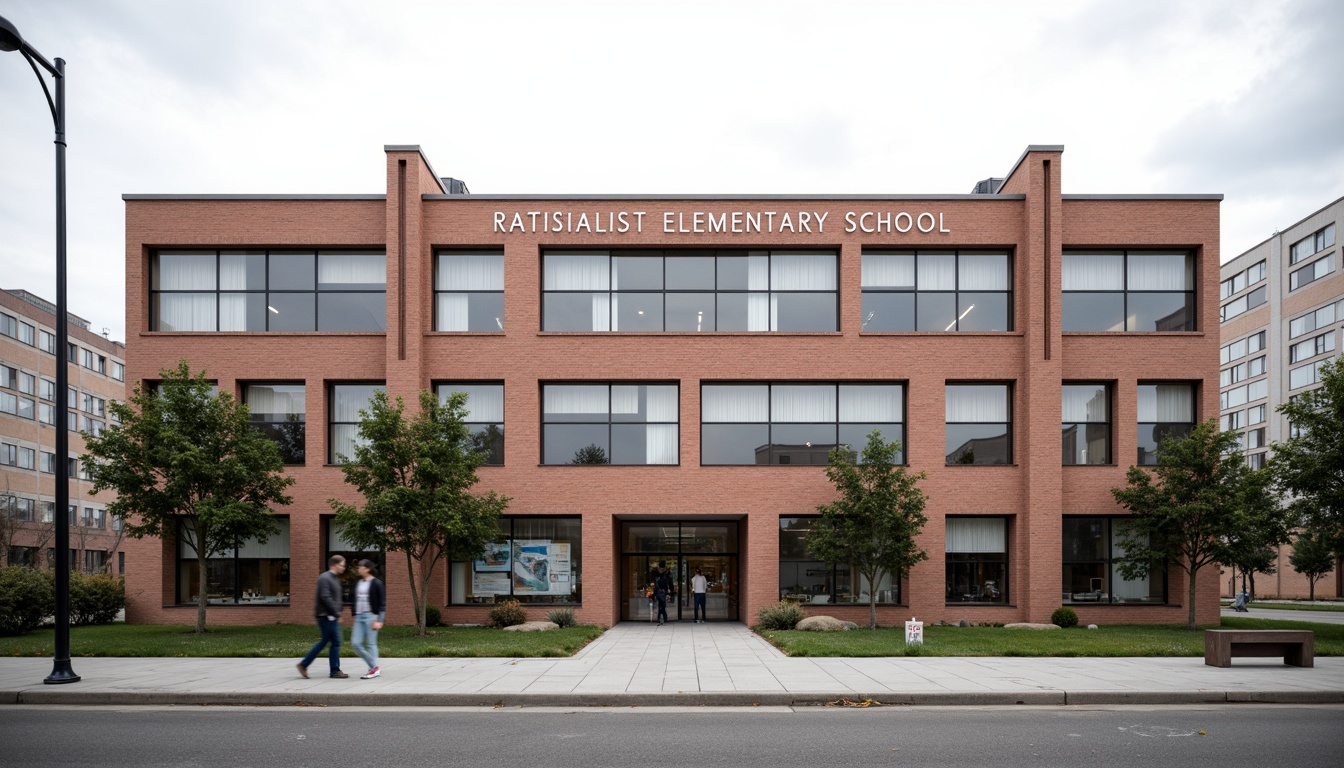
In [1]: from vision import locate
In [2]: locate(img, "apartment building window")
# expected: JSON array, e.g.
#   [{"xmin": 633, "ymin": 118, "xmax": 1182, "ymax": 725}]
[
  {"xmin": 245, "ymin": 383, "xmax": 306, "ymax": 464},
  {"xmin": 1290, "ymin": 332, "xmax": 1336, "ymax": 363},
  {"xmin": 84, "ymin": 550, "xmax": 108, "ymax": 574},
  {"xmin": 1220, "ymin": 331, "xmax": 1265, "ymax": 364},
  {"xmin": 1062, "ymin": 383, "xmax": 1110, "ymax": 465},
  {"xmin": 946, "ymin": 517, "xmax": 1008, "ymax": 604},
  {"xmin": 1289, "ymin": 223, "xmax": 1335, "ymax": 264},
  {"xmin": 435, "ymin": 252, "xmax": 504, "ymax": 331},
  {"xmin": 328, "ymin": 383, "xmax": 384, "ymax": 464},
  {"xmin": 1063, "ymin": 517, "xmax": 1166, "ymax": 605},
  {"xmin": 1220, "ymin": 411, "xmax": 1243, "ymax": 431},
  {"xmin": 1221, "ymin": 260, "xmax": 1267, "ymax": 299},
  {"xmin": 82, "ymin": 507, "xmax": 105, "ymax": 529},
  {"xmin": 41, "ymin": 501, "xmax": 54, "ymax": 523},
  {"xmin": 542, "ymin": 250, "xmax": 838, "ymax": 332},
  {"xmin": 701, "ymin": 383, "xmax": 904, "ymax": 466},
  {"xmin": 1062, "ymin": 251, "xmax": 1195, "ymax": 332},
  {"xmin": 1245, "ymin": 427, "xmax": 1266, "ymax": 450},
  {"xmin": 8, "ymin": 547, "xmax": 37, "ymax": 567},
  {"xmin": 435, "ymin": 383, "xmax": 504, "ymax": 465},
  {"xmin": 81, "ymin": 348, "xmax": 106, "ymax": 374},
  {"xmin": 861, "ymin": 250, "xmax": 1012, "ymax": 331},
  {"xmin": 448, "ymin": 516, "xmax": 582, "ymax": 605},
  {"xmin": 110, "ymin": 361, "xmax": 125, "ymax": 381},
  {"xmin": 1220, "ymin": 380, "xmax": 1267, "ymax": 410},
  {"xmin": 18, "ymin": 321, "xmax": 34, "ymax": 345},
  {"xmin": 1247, "ymin": 404, "xmax": 1266, "ymax": 425},
  {"xmin": 1137, "ymin": 383, "xmax": 1195, "ymax": 465},
  {"xmin": 945, "ymin": 384, "xmax": 1011, "ymax": 465},
  {"xmin": 1246, "ymin": 453, "xmax": 1267, "ymax": 470},
  {"xmin": 1290, "ymin": 357, "xmax": 1336, "ymax": 390},
  {"xmin": 38, "ymin": 330, "xmax": 55, "ymax": 354},
  {"xmin": 0, "ymin": 443, "xmax": 13, "ymax": 466},
  {"xmin": 18, "ymin": 372, "xmax": 34, "ymax": 395},
  {"xmin": 39, "ymin": 378, "xmax": 55, "ymax": 401},
  {"xmin": 1289, "ymin": 300, "xmax": 1344, "ymax": 338},
  {"xmin": 1289, "ymin": 255, "xmax": 1334, "ymax": 291},
  {"xmin": 176, "ymin": 517, "xmax": 291, "ymax": 605},
  {"xmin": 151, "ymin": 250, "xmax": 387, "ymax": 332},
  {"xmin": 0, "ymin": 313, "xmax": 14, "ymax": 338},
  {"xmin": 542, "ymin": 383, "xmax": 678, "ymax": 465},
  {"xmin": 39, "ymin": 450, "xmax": 55, "ymax": 473},
  {"xmin": 1220, "ymin": 285, "xmax": 1267, "ymax": 322},
  {"xmin": 17, "ymin": 446, "xmax": 34, "ymax": 470},
  {"xmin": 780, "ymin": 516, "xmax": 901, "ymax": 605}
]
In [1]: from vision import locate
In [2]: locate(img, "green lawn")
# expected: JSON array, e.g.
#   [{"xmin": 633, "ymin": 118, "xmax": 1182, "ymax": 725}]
[
  {"xmin": 1221, "ymin": 601, "xmax": 1344, "ymax": 613},
  {"xmin": 761, "ymin": 617, "xmax": 1344, "ymax": 657},
  {"xmin": 0, "ymin": 623, "xmax": 605, "ymax": 658}
]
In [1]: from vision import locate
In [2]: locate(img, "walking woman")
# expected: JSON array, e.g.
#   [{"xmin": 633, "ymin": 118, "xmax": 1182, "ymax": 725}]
[{"xmin": 351, "ymin": 559, "xmax": 385, "ymax": 679}]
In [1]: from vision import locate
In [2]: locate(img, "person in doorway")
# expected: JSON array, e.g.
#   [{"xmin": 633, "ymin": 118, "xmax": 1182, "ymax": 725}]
[
  {"xmin": 652, "ymin": 561, "xmax": 674, "ymax": 625},
  {"xmin": 351, "ymin": 559, "xmax": 386, "ymax": 679},
  {"xmin": 298, "ymin": 554, "xmax": 348, "ymax": 679},
  {"xmin": 691, "ymin": 567, "xmax": 708, "ymax": 623}
]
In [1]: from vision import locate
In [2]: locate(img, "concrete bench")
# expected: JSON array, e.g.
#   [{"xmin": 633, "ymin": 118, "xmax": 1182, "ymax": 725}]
[{"xmin": 1204, "ymin": 629, "xmax": 1314, "ymax": 668}]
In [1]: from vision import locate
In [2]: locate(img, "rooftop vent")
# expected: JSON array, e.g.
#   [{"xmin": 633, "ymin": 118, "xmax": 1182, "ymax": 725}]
[
  {"xmin": 971, "ymin": 177, "xmax": 1005, "ymax": 194},
  {"xmin": 440, "ymin": 177, "xmax": 470, "ymax": 195}
]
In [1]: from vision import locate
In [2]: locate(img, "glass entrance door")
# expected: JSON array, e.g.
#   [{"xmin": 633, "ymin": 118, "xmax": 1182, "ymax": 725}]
[
  {"xmin": 678, "ymin": 555, "xmax": 737, "ymax": 621},
  {"xmin": 620, "ymin": 521, "xmax": 739, "ymax": 622}
]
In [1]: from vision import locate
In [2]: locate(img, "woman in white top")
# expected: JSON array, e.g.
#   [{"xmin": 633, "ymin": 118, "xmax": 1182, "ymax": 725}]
[{"xmin": 351, "ymin": 559, "xmax": 386, "ymax": 679}]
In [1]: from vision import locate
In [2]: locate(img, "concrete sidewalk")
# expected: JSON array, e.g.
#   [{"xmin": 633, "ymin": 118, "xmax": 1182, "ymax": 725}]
[{"xmin": 2, "ymin": 622, "xmax": 1341, "ymax": 707}]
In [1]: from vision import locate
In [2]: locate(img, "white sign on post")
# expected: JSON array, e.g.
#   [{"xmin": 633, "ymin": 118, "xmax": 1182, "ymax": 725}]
[{"xmin": 905, "ymin": 617, "xmax": 924, "ymax": 646}]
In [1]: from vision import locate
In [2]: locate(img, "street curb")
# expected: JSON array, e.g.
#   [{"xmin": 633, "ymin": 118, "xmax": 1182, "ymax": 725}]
[{"xmin": 4, "ymin": 688, "xmax": 1342, "ymax": 707}]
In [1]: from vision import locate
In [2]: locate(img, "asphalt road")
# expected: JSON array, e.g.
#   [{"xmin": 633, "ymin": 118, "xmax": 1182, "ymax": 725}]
[
  {"xmin": 2, "ymin": 705, "xmax": 1341, "ymax": 768},
  {"xmin": 1222, "ymin": 606, "xmax": 1344, "ymax": 624}
]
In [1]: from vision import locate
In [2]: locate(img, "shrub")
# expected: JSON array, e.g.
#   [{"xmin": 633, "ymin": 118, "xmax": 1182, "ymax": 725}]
[
  {"xmin": 68, "ymin": 572, "xmax": 126, "ymax": 626},
  {"xmin": 1051, "ymin": 606, "xmax": 1079, "ymax": 628},
  {"xmin": 488, "ymin": 599, "xmax": 527, "ymax": 628},
  {"xmin": 423, "ymin": 605, "xmax": 442, "ymax": 627},
  {"xmin": 547, "ymin": 608, "xmax": 577, "ymax": 628},
  {"xmin": 0, "ymin": 566, "xmax": 55, "ymax": 636},
  {"xmin": 755, "ymin": 601, "xmax": 805, "ymax": 631}
]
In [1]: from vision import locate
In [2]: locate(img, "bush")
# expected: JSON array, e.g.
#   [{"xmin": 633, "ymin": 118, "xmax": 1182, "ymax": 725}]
[
  {"xmin": 0, "ymin": 566, "xmax": 55, "ymax": 636},
  {"xmin": 488, "ymin": 599, "xmax": 527, "ymax": 628},
  {"xmin": 546, "ymin": 608, "xmax": 577, "ymax": 628},
  {"xmin": 423, "ymin": 605, "xmax": 442, "ymax": 627},
  {"xmin": 68, "ymin": 572, "xmax": 126, "ymax": 626},
  {"xmin": 1051, "ymin": 606, "xmax": 1079, "ymax": 628},
  {"xmin": 755, "ymin": 601, "xmax": 805, "ymax": 631}
]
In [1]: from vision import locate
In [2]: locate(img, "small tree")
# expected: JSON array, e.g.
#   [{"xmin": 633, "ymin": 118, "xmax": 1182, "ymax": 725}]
[
  {"xmin": 330, "ymin": 389, "xmax": 509, "ymax": 635},
  {"xmin": 1111, "ymin": 419, "xmax": 1276, "ymax": 630},
  {"xmin": 807, "ymin": 431, "xmax": 928, "ymax": 630},
  {"xmin": 82, "ymin": 361, "xmax": 294, "ymax": 633},
  {"xmin": 1217, "ymin": 466, "xmax": 1293, "ymax": 601},
  {"xmin": 1289, "ymin": 529, "xmax": 1336, "ymax": 601},
  {"xmin": 1273, "ymin": 358, "xmax": 1344, "ymax": 556}
]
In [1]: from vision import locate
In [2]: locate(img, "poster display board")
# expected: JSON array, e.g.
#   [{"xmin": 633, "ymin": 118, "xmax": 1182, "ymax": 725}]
[
  {"xmin": 471, "ymin": 539, "xmax": 573, "ymax": 597},
  {"xmin": 905, "ymin": 618, "xmax": 924, "ymax": 646}
]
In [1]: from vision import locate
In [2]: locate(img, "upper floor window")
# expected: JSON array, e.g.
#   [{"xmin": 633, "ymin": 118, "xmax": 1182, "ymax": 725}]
[
  {"xmin": 1289, "ymin": 255, "xmax": 1334, "ymax": 291},
  {"xmin": 110, "ymin": 361, "xmax": 125, "ymax": 381},
  {"xmin": 151, "ymin": 250, "xmax": 387, "ymax": 332},
  {"xmin": 329, "ymin": 383, "xmax": 384, "ymax": 464},
  {"xmin": 542, "ymin": 250, "xmax": 837, "ymax": 332},
  {"xmin": 1220, "ymin": 260, "xmax": 1266, "ymax": 299},
  {"xmin": 435, "ymin": 252, "xmax": 504, "ymax": 332},
  {"xmin": 1289, "ymin": 357, "xmax": 1336, "ymax": 390},
  {"xmin": 1290, "ymin": 223, "xmax": 1335, "ymax": 264},
  {"xmin": 1290, "ymin": 332, "xmax": 1336, "ymax": 363},
  {"xmin": 1289, "ymin": 299, "xmax": 1344, "ymax": 339},
  {"xmin": 945, "ymin": 384, "xmax": 1011, "ymax": 465},
  {"xmin": 18, "ymin": 321, "xmax": 35, "ymax": 346},
  {"xmin": 436, "ymin": 383, "xmax": 504, "ymax": 465},
  {"xmin": 1062, "ymin": 383, "xmax": 1110, "ymax": 465},
  {"xmin": 245, "ymin": 383, "xmax": 306, "ymax": 465},
  {"xmin": 861, "ymin": 250, "xmax": 1012, "ymax": 332},
  {"xmin": 1220, "ymin": 331, "xmax": 1265, "ymax": 364},
  {"xmin": 1137, "ymin": 383, "xmax": 1194, "ymax": 465},
  {"xmin": 701, "ymin": 383, "xmax": 904, "ymax": 466},
  {"xmin": 1220, "ymin": 285, "xmax": 1267, "ymax": 323},
  {"xmin": 1062, "ymin": 251, "xmax": 1195, "ymax": 332},
  {"xmin": 38, "ymin": 330, "xmax": 55, "ymax": 354},
  {"xmin": 0, "ymin": 313, "xmax": 16, "ymax": 339},
  {"xmin": 542, "ymin": 383, "xmax": 678, "ymax": 465}
]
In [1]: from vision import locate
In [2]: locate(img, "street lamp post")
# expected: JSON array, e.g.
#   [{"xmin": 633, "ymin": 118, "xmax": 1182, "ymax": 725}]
[{"xmin": 1, "ymin": 13, "xmax": 80, "ymax": 685}]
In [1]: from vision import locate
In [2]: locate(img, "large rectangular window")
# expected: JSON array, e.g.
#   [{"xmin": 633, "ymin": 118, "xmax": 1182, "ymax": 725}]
[
  {"xmin": 435, "ymin": 251, "xmax": 504, "ymax": 331},
  {"xmin": 176, "ymin": 517, "xmax": 291, "ymax": 605},
  {"xmin": 945, "ymin": 517, "xmax": 1008, "ymax": 604},
  {"xmin": 1220, "ymin": 285, "xmax": 1267, "ymax": 323},
  {"xmin": 323, "ymin": 517, "xmax": 385, "ymax": 604},
  {"xmin": 542, "ymin": 383, "xmax": 678, "ymax": 465},
  {"xmin": 945, "ymin": 384, "xmax": 1011, "ymax": 465},
  {"xmin": 329, "ymin": 383, "xmax": 384, "ymax": 464},
  {"xmin": 449, "ymin": 516, "xmax": 582, "ymax": 605},
  {"xmin": 1220, "ymin": 331, "xmax": 1265, "ymax": 364},
  {"xmin": 861, "ymin": 250, "xmax": 1012, "ymax": 332},
  {"xmin": 244, "ymin": 383, "xmax": 306, "ymax": 465},
  {"xmin": 151, "ymin": 250, "xmax": 387, "ymax": 332},
  {"xmin": 436, "ymin": 383, "xmax": 504, "ymax": 465},
  {"xmin": 1062, "ymin": 516, "xmax": 1166, "ymax": 604},
  {"xmin": 1062, "ymin": 251, "xmax": 1195, "ymax": 332},
  {"xmin": 1289, "ymin": 300, "xmax": 1343, "ymax": 338},
  {"xmin": 701, "ymin": 383, "xmax": 904, "ymax": 465},
  {"xmin": 542, "ymin": 250, "xmax": 838, "ymax": 332},
  {"xmin": 1289, "ymin": 223, "xmax": 1335, "ymax": 264},
  {"xmin": 1062, "ymin": 383, "xmax": 1111, "ymax": 465},
  {"xmin": 1289, "ymin": 255, "xmax": 1334, "ymax": 291},
  {"xmin": 1290, "ymin": 332, "xmax": 1336, "ymax": 363},
  {"xmin": 780, "ymin": 516, "xmax": 901, "ymax": 605},
  {"xmin": 1137, "ymin": 383, "xmax": 1195, "ymax": 465}
]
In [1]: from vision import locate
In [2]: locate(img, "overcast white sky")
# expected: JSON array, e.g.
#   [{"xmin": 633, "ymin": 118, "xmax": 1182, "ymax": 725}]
[{"xmin": 2, "ymin": 0, "xmax": 1341, "ymax": 341}]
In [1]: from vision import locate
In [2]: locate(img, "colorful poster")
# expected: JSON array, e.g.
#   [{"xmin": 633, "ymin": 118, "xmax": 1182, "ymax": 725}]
[
  {"xmin": 512, "ymin": 540, "xmax": 572, "ymax": 595},
  {"xmin": 474, "ymin": 540, "xmax": 511, "ymax": 572},
  {"xmin": 472, "ymin": 571, "xmax": 510, "ymax": 595}
]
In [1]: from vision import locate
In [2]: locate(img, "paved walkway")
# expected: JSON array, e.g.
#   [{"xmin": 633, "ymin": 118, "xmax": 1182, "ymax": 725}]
[{"xmin": 2, "ymin": 622, "xmax": 1341, "ymax": 707}]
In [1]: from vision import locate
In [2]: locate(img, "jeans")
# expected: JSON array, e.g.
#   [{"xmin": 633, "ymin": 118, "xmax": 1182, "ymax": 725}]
[
  {"xmin": 301, "ymin": 616, "xmax": 342, "ymax": 672},
  {"xmin": 351, "ymin": 612, "xmax": 380, "ymax": 670},
  {"xmin": 693, "ymin": 593, "xmax": 707, "ymax": 621},
  {"xmin": 655, "ymin": 590, "xmax": 669, "ymax": 623}
]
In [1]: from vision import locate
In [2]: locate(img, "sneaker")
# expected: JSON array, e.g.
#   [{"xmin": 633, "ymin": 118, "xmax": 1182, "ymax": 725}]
[
  {"xmin": 296, "ymin": 663, "xmax": 308, "ymax": 679},
  {"xmin": 330, "ymin": 670, "xmax": 349, "ymax": 679},
  {"xmin": 360, "ymin": 667, "xmax": 381, "ymax": 679}
]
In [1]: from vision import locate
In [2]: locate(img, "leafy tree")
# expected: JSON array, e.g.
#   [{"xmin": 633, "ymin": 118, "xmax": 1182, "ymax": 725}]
[
  {"xmin": 330, "ymin": 389, "xmax": 509, "ymax": 635},
  {"xmin": 1289, "ymin": 529, "xmax": 1336, "ymax": 601},
  {"xmin": 571, "ymin": 444, "xmax": 609, "ymax": 465},
  {"xmin": 82, "ymin": 361, "xmax": 294, "ymax": 633},
  {"xmin": 1217, "ymin": 465, "xmax": 1293, "ymax": 601},
  {"xmin": 1273, "ymin": 358, "xmax": 1344, "ymax": 556},
  {"xmin": 807, "ymin": 431, "xmax": 928, "ymax": 630},
  {"xmin": 1110, "ymin": 419, "xmax": 1277, "ymax": 630}
]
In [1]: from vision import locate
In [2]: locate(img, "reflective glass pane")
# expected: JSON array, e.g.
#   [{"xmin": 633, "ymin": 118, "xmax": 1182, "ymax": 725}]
[
  {"xmin": 544, "ymin": 424, "xmax": 610, "ymax": 465},
  {"xmin": 266, "ymin": 293, "xmax": 316, "ymax": 331},
  {"xmin": 1062, "ymin": 424, "xmax": 1109, "ymax": 465},
  {"xmin": 945, "ymin": 424, "xmax": 1011, "ymax": 465},
  {"xmin": 770, "ymin": 424, "xmax": 837, "ymax": 465},
  {"xmin": 614, "ymin": 293, "xmax": 663, "ymax": 332},
  {"xmin": 318, "ymin": 293, "xmax": 386, "ymax": 331},
  {"xmin": 1136, "ymin": 422, "xmax": 1193, "ymax": 465},
  {"xmin": 219, "ymin": 293, "xmax": 267, "ymax": 331},
  {"xmin": 466, "ymin": 293, "xmax": 505, "ymax": 332},
  {"xmin": 916, "ymin": 293, "xmax": 957, "ymax": 332},
  {"xmin": 1128, "ymin": 292, "xmax": 1194, "ymax": 332},
  {"xmin": 1062, "ymin": 293, "xmax": 1124, "ymax": 331},
  {"xmin": 268, "ymin": 252, "xmax": 315, "ymax": 291},
  {"xmin": 717, "ymin": 254, "xmax": 768, "ymax": 290},
  {"xmin": 544, "ymin": 293, "xmax": 606, "ymax": 331},
  {"xmin": 613, "ymin": 255, "xmax": 663, "ymax": 290},
  {"xmin": 772, "ymin": 293, "xmax": 836, "ymax": 331},
  {"xmin": 665, "ymin": 293, "xmax": 716, "ymax": 332},
  {"xmin": 701, "ymin": 424, "xmax": 770, "ymax": 465},
  {"xmin": 1062, "ymin": 518, "xmax": 1107, "ymax": 560},
  {"xmin": 861, "ymin": 292, "xmax": 915, "ymax": 331},
  {"xmin": 839, "ymin": 423, "xmax": 904, "ymax": 464},
  {"xmin": 665, "ymin": 255, "xmax": 716, "ymax": 290},
  {"xmin": 957, "ymin": 292, "xmax": 1010, "ymax": 331},
  {"xmin": 467, "ymin": 423, "xmax": 504, "ymax": 465}
]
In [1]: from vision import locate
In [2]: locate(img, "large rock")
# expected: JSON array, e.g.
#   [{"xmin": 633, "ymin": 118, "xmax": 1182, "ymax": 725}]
[
  {"xmin": 1004, "ymin": 622, "xmax": 1061, "ymax": 630},
  {"xmin": 796, "ymin": 615, "xmax": 851, "ymax": 632},
  {"xmin": 502, "ymin": 621, "xmax": 560, "ymax": 632}
]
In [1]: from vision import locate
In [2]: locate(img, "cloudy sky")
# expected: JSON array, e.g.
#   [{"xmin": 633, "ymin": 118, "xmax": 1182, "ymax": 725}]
[{"xmin": 2, "ymin": 0, "xmax": 1341, "ymax": 340}]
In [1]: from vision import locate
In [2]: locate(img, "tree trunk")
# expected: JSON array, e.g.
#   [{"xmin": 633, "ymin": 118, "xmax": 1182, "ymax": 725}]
[
  {"xmin": 1309, "ymin": 578, "xmax": 1316, "ymax": 602},
  {"xmin": 1186, "ymin": 567, "xmax": 1198, "ymax": 631},
  {"xmin": 406, "ymin": 551, "xmax": 424, "ymax": 636},
  {"xmin": 196, "ymin": 552, "xmax": 208, "ymax": 633},
  {"xmin": 417, "ymin": 557, "xmax": 438, "ymax": 638},
  {"xmin": 1249, "ymin": 571, "xmax": 1257, "ymax": 601}
]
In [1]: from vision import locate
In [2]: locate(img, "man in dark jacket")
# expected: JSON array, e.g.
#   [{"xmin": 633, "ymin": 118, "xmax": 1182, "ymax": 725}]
[
  {"xmin": 297, "ymin": 555, "xmax": 348, "ymax": 678},
  {"xmin": 652, "ymin": 561, "xmax": 674, "ymax": 625}
]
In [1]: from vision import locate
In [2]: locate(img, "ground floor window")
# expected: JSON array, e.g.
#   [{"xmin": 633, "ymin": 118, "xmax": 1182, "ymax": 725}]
[
  {"xmin": 945, "ymin": 516, "xmax": 1009, "ymax": 604},
  {"xmin": 323, "ymin": 516, "xmax": 385, "ymax": 604},
  {"xmin": 1062, "ymin": 516, "xmax": 1166, "ymax": 604},
  {"xmin": 176, "ymin": 518, "xmax": 291, "ymax": 605},
  {"xmin": 83, "ymin": 550, "xmax": 107, "ymax": 574},
  {"xmin": 779, "ymin": 516, "xmax": 901, "ymax": 605},
  {"xmin": 449, "ymin": 516, "xmax": 582, "ymax": 605},
  {"xmin": 7, "ymin": 546, "xmax": 37, "ymax": 567}
]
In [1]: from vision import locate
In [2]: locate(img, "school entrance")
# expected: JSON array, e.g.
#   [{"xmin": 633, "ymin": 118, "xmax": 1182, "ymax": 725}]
[{"xmin": 619, "ymin": 520, "xmax": 740, "ymax": 622}]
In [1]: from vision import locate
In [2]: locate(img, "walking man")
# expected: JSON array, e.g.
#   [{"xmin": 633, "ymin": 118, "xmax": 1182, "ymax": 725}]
[
  {"xmin": 691, "ymin": 568, "xmax": 708, "ymax": 623},
  {"xmin": 298, "ymin": 554, "xmax": 348, "ymax": 679},
  {"xmin": 653, "ymin": 561, "xmax": 673, "ymax": 625}
]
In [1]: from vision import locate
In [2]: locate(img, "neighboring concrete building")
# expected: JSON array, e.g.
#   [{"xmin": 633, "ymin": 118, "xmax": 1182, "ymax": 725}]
[
  {"xmin": 121, "ymin": 144, "xmax": 1222, "ymax": 627},
  {"xmin": 1219, "ymin": 196, "xmax": 1343, "ymax": 599},
  {"xmin": 0, "ymin": 288, "xmax": 127, "ymax": 574}
]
